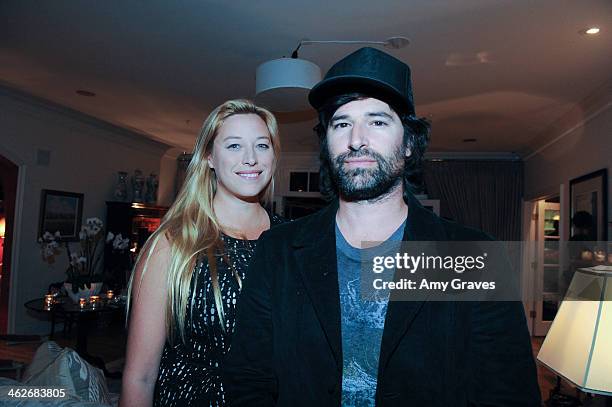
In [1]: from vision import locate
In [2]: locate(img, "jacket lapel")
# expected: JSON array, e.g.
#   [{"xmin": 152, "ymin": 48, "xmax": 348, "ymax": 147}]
[
  {"xmin": 292, "ymin": 201, "xmax": 343, "ymax": 368},
  {"xmin": 378, "ymin": 192, "xmax": 448, "ymax": 374}
]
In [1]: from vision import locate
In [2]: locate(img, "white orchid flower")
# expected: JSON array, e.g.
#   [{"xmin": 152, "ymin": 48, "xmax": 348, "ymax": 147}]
[
  {"xmin": 121, "ymin": 238, "xmax": 130, "ymax": 250},
  {"xmin": 86, "ymin": 217, "xmax": 103, "ymax": 227}
]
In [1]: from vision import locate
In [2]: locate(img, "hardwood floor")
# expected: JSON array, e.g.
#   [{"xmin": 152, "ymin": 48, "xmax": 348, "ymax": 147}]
[{"xmin": 531, "ymin": 336, "xmax": 577, "ymax": 402}]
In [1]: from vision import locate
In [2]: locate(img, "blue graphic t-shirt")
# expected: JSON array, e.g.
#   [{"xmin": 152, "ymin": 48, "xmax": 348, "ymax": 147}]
[{"xmin": 335, "ymin": 221, "xmax": 406, "ymax": 407}]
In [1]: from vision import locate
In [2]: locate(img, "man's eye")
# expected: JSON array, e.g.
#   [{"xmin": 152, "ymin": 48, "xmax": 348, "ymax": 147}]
[
  {"xmin": 227, "ymin": 144, "xmax": 240, "ymax": 150},
  {"xmin": 372, "ymin": 120, "xmax": 387, "ymax": 127},
  {"xmin": 332, "ymin": 122, "xmax": 350, "ymax": 130}
]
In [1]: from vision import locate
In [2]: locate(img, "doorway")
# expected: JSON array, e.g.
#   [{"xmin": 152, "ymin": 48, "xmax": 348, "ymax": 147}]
[
  {"xmin": 0, "ymin": 154, "xmax": 18, "ymax": 334},
  {"xmin": 525, "ymin": 194, "xmax": 563, "ymax": 337}
]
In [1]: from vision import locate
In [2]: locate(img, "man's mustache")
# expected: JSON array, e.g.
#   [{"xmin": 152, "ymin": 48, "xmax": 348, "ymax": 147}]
[{"xmin": 335, "ymin": 149, "xmax": 382, "ymax": 163}]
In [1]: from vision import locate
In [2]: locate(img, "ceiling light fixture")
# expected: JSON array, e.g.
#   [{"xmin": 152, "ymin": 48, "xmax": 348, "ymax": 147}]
[
  {"xmin": 581, "ymin": 27, "xmax": 600, "ymax": 35},
  {"xmin": 296, "ymin": 36, "xmax": 410, "ymax": 52},
  {"xmin": 255, "ymin": 58, "xmax": 321, "ymax": 112},
  {"xmin": 255, "ymin": 37, "xmax": 410, "ymax": 112}
]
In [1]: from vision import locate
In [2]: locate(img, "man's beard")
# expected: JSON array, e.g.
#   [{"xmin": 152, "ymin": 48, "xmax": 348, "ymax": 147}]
[{"xmin": 329, "ymin": 146, "xmax": 405, "ymax": 202}]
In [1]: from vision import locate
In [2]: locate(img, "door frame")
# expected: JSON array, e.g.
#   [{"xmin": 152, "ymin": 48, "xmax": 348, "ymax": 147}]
[
  {"xmin": 0, "ymin": 145, "xmax": 27, "ymax": 334},
  {"xmin": 522, "ymin": 184, "xmax": 566, "ymax": 336},
  {"xmin": 533, "ymin": 200, "xmax": 561, "ymax": 336},
  {"xmin": 521, "ymin": 200, "xmax": 537, "ymax": 336}
]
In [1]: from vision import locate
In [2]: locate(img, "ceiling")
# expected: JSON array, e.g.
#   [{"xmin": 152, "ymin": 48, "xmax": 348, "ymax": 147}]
[{"xmin": 1, "ymin": 0, "xmax": 610, "ymax": 156}]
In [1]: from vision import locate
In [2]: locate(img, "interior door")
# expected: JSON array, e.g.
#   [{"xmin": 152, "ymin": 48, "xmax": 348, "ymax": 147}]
[
  {"xmin": 533, "ymin": 200, "xmax": 561, "ymax": 336},
  {"xmin": 0, "ymin": 154, "xmax": 18, "ymax": 334}
]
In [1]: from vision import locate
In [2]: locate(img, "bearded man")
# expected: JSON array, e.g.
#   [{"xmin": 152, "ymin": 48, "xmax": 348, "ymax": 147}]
[{"xmin": 224, "ymin": 47, "xmax": 540, "ymax": 407}]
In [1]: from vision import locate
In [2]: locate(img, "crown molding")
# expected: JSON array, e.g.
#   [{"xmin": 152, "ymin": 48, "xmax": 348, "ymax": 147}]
[
  {"xmin": 0, "ymin": 83, "xmax": 174, "ymax": 156},
  {"xmin": 425, "ymin": 151, "xmax": 521, "ymax": 161},
  {"xmin": 522, "ymin": 79, "xmax": 612, "ymax": 160}
]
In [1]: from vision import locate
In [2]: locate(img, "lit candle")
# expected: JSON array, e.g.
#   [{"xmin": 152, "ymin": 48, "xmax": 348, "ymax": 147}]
[
  {"xmin": 90, "ymin": 295, "xmax": 100, "ymax": 307},
  {"xmin": 44, "ymin": 294, "xmax": 53, "ymax": 307},
  {"xmin": 106, "ymin": 290, "xmax": 114, "ymax": 300},
  {"xmin": 581, "ymin": 250, "xmax": 594, "ymax": 261},
  {"xmin": 79, "ymin": 298, "xmax": 86, "ymax": 309}
]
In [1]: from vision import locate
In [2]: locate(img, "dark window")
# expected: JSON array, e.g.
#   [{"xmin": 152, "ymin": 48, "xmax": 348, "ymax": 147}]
[
  {"xmin": 289, "ymin": 172, "xmax": 308, "ymax": 192},
  {"xmin": 308, "ymin": 172, "xmax": 320, "ymax": 192}
]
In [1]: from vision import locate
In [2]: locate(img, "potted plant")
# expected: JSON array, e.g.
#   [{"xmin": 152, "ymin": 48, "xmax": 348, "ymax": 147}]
[{"xmin": 39, "ymin": 218, "xmax": 107, "ymax": 302}]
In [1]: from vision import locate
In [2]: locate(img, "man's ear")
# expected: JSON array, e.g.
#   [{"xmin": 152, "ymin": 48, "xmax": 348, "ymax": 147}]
[{"xmin": 405, "ymin": 147, "xmax": 412, "ymax": 158}]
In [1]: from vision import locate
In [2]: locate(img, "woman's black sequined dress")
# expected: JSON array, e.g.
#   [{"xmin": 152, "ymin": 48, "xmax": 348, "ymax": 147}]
[{"xmin": 153, "ymin": 214, "xmax": 284, "ymax": 406}]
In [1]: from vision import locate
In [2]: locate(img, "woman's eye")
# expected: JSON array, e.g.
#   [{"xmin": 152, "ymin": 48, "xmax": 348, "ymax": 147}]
[
  {"xmin": 257, "ymin": 143, "xmax": 270, "ymax": 149},
  {"xmin": 227, "ymin": 144, "xmax": 240, "ymax": 150}
]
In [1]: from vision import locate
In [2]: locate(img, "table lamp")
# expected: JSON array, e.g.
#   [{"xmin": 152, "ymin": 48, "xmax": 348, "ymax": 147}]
[{"xmin": 537, "ymin": 266, "xmax": 612, "ymax": 405}]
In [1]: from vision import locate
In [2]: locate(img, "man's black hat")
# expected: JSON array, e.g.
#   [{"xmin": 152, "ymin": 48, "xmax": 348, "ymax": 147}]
[{"xmin": 308, "ymin": 47, "xmax": 415, "ymax": 116}]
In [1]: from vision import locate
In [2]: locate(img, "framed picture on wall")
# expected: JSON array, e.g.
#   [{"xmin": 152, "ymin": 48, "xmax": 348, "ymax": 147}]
[
  {"xmin": 39, "ymin": 189, "xmax": 84, "ymax": 241},
  {"xmin": 569, "ymin": 169, "xmax": 608, "ymax": 241}
]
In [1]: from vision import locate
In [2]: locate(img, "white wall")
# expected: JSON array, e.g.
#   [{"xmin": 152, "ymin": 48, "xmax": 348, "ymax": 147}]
[
  {"xmin": 0, "ymin": 87, "xmax": 172, "ymax": 334},
  {"xmin": 524, "ymin": 102, "xmax": 612, "ymax": 241},
  {"xmin": 158, "ymin": 147, "xmax": 185, "ymax": 206}
]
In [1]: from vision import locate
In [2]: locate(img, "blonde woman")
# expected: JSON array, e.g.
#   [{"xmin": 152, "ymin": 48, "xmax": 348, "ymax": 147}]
[{"xmin": 120, "ymin": 100, "xmax": 284, "ymax": 406}]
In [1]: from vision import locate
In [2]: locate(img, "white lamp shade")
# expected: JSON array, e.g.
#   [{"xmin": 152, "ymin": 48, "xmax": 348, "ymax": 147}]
[
  {"xmin": 255, "ymin": 58, "xmax": 321, "ymax": 112},
  {"xmin": 537, "ymin": 266, "xmax": 612, "ymax": 396}
]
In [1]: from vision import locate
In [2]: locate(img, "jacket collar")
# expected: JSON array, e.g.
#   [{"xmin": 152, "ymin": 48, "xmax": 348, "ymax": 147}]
[
  {"xmin": 292, "ymin": 199, "xmax": 339, "ymax": 248},
  {"xmin": 292, "ymin": 190, "xmax": 447, "ymax": 247}
]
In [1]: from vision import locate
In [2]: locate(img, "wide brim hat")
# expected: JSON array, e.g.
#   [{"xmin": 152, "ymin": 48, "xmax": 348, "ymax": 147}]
[{"xmin": 308, "ymin": 47, "xmax": 415, "ymax": 116}]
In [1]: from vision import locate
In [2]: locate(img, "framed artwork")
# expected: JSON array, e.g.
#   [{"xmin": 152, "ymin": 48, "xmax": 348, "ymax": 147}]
[
  {"xmin": 569, "ymin": 169, "xmax": 608, "ymax": 241},
  {"xmin": 39, "ymin": 189, "xmax": 84, "ymax": 241}
]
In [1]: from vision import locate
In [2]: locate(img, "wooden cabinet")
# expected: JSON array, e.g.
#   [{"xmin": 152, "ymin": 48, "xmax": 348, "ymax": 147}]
[{"xmin": 104, "ymin": 202, "xmax": 168, "ymax": 288}]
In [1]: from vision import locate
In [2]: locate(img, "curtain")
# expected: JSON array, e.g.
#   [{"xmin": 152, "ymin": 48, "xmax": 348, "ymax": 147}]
[{"xmin": 423, "ymin": 160, "xmax": 523, "ymax": 240}]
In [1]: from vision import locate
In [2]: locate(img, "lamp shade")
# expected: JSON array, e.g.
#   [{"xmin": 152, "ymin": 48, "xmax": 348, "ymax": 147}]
[
  {"xmin": 255, "ymin": 58, "xmax": 321, "ymax": 112},
  {"xmin": 537, "ymin": 266, "xmax": 612, "ymax": 396}
]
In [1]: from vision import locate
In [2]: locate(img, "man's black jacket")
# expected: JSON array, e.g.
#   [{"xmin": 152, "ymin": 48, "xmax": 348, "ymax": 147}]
[{"xmin": 223, "ymin": 193, "xmax": 541, "ymax": 406}]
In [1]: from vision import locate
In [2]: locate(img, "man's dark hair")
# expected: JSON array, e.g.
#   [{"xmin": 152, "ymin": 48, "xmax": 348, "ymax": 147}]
[{"xmin": 314, "ymin": 93, "xmax": 431, "ymax": 202}]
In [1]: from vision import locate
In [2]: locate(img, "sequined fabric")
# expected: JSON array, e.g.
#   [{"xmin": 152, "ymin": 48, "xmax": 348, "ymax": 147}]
[{"xmin": 153, "ymin": 214, "xmax": 284, "ymax": 406}]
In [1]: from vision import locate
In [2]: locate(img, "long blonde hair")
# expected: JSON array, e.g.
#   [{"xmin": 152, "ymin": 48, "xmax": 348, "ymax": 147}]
[{"xmin": 127, "ymin": 99, "xmax": 280, "ymax": 343}]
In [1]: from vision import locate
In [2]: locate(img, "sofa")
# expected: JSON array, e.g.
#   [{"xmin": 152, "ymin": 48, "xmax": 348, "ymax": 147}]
[{"xmin": 0, "ymin": 341, "xmax": 119, "ymax": 406}]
